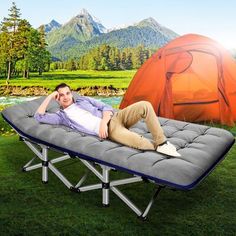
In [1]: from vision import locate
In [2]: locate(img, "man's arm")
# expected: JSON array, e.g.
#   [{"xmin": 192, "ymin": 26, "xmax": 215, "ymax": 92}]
[
  {"xmin": 34, "ymin": 91, "xmax": 62, "ymax": 125},
  {"xmin": 82, "ymin": 96, "xmax": 114, "ymax": 113},
  {"xmin": 36, "ymin": 91, "xmax": 59, "ymax": 114},
  {"xmin": 99, "ymin": 110, "xmax": 113, "ymax": 139}
]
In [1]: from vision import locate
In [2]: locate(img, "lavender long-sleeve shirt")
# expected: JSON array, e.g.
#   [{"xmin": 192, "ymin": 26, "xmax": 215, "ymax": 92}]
[{"xmin": 34, "ymin": 96, "xmax": 114, "ymax": 136}]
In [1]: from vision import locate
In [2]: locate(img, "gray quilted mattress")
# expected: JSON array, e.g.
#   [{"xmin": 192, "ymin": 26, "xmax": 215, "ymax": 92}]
[{"xmin": 2, "ymin": 95, "xmax": 235, "ymax": 190}]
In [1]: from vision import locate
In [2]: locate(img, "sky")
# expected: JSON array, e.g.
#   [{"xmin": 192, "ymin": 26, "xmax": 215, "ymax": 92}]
[{"xmin": 1, "ymin": 0, "xmax": 236, "ymax": 49}]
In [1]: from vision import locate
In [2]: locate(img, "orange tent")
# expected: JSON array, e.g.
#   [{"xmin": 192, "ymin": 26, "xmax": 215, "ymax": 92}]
[{"xmin": 120, "ymin": 34, "xmax": 236, "ymax": 126}]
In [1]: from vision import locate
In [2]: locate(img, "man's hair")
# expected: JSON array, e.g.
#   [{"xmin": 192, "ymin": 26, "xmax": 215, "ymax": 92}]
[{"xmin": 54, "ymin": 83, "xmax": 71, "ymax": 91}]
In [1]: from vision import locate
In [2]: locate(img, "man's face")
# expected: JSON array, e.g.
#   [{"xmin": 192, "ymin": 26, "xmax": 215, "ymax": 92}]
[{"xmin": 57, "ymin": 86, "xmax": 73, "ymax": 109}]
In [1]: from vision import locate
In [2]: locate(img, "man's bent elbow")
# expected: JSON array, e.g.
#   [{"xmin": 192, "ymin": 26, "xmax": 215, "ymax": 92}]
[{"xmin": 34, "ymin": 112, "xmax": 44, "ymax": 122}]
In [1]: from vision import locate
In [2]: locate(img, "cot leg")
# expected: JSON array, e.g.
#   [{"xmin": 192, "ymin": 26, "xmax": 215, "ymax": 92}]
[
  {"xmin": 42, "ymin": 147, "xmax": 48, "ymax": 184},
  {"xmin": 22, "ymin": 156, "xmax": 37, "ymax": 171},
  {"xmin": 140, "ymin": 186, "xmax": 164, "ymax": 220},
  {"xmin": 102, "ymin": 167, "xmax": 110, "ymax": 207}
]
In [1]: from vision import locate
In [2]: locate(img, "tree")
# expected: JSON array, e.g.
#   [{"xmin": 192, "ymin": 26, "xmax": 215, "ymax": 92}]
[
  {"xmin": 108, "ymin": 47, "xmax": 119, "ymax": 70},
  {"xmin": 37, "ymin": 25, "xmax": 51, "ymax": 75},
  {"xmin": 88, "ymin": 57, "xmax": 97, "ymax": 70},
  {"xmin": 0, "ymin": 2, "xmax": 21, "ymax": 84},
  {"xmin": 0, "ymin": 32, "xmax": 8, "ymax": 77},
  {"xmin": 50, "ymin": 62, "xmax": 59, "ymax": 71},
  {"xmin": 131, "ymin": 45, "xmax": 143, "ymax": 69},
  {"xmin": 25, "ymin": 26, "xmax": 51, "ymax": 76},
  {"xmin": 124, "ymin": 48, "xmax": 132, "ymax": 70},
  {"xmin": 16, "ymin": 19, "xmax": 32, "ymax": 78},
  {"xmin": 0, "ymin": 3, "xmax": 51, "ymax": 80},
  {"xmin": 114, "ymin": 47, "xmax": 121, "ymax": 70},
  {"xmin": 99, "ymin": 57, "xmax": 109, "ymax": 70},
  {"xmin": 120, "ymin": 51, "xmax": 127, "ymax": 70},
  {"xmin": 65, "ymin": 59, "xmax": 77, "ymax": 71}
]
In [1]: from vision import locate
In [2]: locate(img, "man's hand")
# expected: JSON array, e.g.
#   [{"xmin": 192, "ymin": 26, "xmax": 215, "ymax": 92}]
[
  {"xmin": 98, "ymin": 110, "xmax": 113, "ymax": 139},
  {"xmin": 50, "ymin": 91, "xmax": 60, "ymax": 101},
  {"xmin": 99, "ymin": 120, "xmax": 108, "ymax": 139}
]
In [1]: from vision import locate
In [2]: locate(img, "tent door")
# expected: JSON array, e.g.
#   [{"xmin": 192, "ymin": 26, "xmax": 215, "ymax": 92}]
[{"xmin": 170, "ymin": 50, "xmax": 220, "ymax": 122}]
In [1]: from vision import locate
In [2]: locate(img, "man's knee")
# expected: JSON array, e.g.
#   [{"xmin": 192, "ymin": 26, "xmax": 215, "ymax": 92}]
[{"xmin": 139, "ymin": 101, "xmax": 152, "ymax": 110}]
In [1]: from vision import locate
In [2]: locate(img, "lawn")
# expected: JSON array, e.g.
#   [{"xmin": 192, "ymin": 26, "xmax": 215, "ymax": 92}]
[
  {"xmin": 0, "ymin": 135, "xmax": 236, "ymax": 235},
  {"xmin": 0, "ymin": 70, "xmax": 136, "ymax": 91}
]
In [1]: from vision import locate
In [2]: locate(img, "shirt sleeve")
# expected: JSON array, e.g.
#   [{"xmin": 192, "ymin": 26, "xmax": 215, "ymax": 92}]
[
  {"xmin": 34, "ymin": 112, "xmax": 62, "ymax": 125},
  {"xmin": 84, "ymin": 96, "xmax": 114, "ymax": 113}
]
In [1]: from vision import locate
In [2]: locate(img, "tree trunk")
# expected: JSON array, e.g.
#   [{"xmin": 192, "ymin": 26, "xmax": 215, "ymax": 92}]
[
  {"xmin": 11, "ymin": 68, "xmax": 15, "ymax": 77},
  {"xmin": 6, "ymin": 61, "xmax": 11, "ymax": 85},
  {"xmin": 23, "ymin": 70, "xmax": 27, "ymax": 78},
  {"xmin": 26, "ymin": 69, "xmax": 29, "ymax": 79}
]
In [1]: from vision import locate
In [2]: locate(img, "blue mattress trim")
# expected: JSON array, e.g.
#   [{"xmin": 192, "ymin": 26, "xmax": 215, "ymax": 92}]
[{"xmin": 2, "ymin": 113, "xmax": 235, "ymax": 191}]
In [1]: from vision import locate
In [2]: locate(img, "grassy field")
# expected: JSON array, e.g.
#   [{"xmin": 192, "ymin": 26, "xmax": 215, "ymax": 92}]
[
  {"xmin": 0, "ymin": 70, "xmax": 136, "ymax": 90},
  {"xmin": 0, "ymin": 135, "xmax": 235, "ymax": 235}
]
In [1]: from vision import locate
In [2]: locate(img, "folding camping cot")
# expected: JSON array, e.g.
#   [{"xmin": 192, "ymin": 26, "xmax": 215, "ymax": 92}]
[{"xmin": 1, "ymin": 95, "xmax": 235, "ymax": 219}]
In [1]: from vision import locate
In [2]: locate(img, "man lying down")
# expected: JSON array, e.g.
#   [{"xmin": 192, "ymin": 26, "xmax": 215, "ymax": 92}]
[{"xmin": 34, "ymin": 83, "xmax": 181, "ymax": 157}]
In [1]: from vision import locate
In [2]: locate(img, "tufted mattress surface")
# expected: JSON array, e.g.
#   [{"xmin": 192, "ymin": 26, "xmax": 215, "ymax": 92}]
[{"xmin": 2, "ymin": 95, "xmax": 235, "ymax": 190}]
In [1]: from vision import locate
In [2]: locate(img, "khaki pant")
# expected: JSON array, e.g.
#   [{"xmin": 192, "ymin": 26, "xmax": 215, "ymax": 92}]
[{"xmin": 108, "ymin": 101, "xmax": 166, "ymax": 150}]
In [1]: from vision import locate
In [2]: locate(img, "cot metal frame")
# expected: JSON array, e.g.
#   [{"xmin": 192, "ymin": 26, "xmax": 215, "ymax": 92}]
[{"xmin": 20, "ymin": 136, "xmax": 164, "ymax": 219}]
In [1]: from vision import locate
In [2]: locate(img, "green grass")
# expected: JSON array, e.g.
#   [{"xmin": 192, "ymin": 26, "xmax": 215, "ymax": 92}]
[
  {"xmin": 0, "ymin": 105, "xmax": 15, "ymax": 136},
  {"xmin": 0, "ymin": 70, "xmax": 136, "ymax": 90},
  {"xmin": 0, "ymin": 135, "xmax": 236, "ymax": 235}
]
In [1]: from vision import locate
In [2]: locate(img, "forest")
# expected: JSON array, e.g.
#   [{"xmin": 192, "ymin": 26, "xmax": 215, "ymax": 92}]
[
  {"xmin": 0, "ymin": 2, "xmax": 50, "ymax": 83},
  {"xmin": 50, "ymin": 45, "xmax": 156, "ymax": 71}
]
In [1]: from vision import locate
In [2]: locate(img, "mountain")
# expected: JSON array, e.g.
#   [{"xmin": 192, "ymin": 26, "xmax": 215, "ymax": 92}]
[
  {"xmin": 135, "ymin": 17, "xmax": 178, "ymax": 40},
  {"xmin": 43, "ymin": 20, "xmax": 61, "ymax": 33},
  {"xmin": 107, "ymin": 23, "xmax": 134, "ymax": 32},
  {"xmin": 45, "ymin": 11, "xmax": 179, "ymax": 60},
  {"xmin": 46, "ymin": 9, "xmax": 107, "ymax": 48}
]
